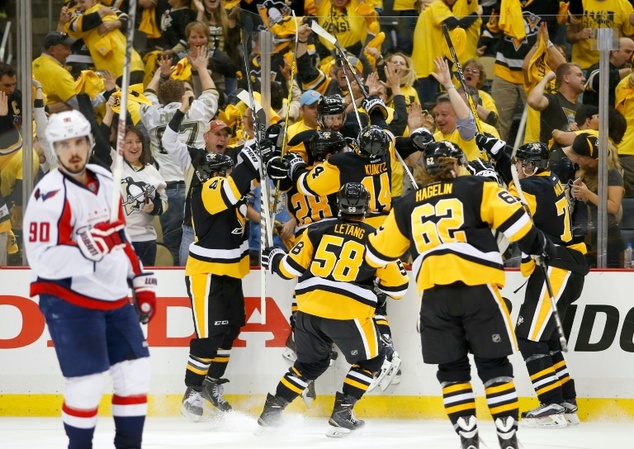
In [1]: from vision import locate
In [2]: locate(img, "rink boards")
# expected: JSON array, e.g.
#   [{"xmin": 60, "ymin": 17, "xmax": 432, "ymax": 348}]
[{"xmin": 1, "ymin": 268, "xmax": 634, "ymax": 421}]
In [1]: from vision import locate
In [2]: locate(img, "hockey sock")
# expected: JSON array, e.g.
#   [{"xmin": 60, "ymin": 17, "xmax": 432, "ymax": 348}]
[
  {"xmin": 525, "ymin": 353, "xmax": 564, "ymax": 404},
  {"xmin": 342, "ymin": 364, "xmax": 374, "ymax": 399},
  {"xmin": 484, "ymin": 377, "xmax": 519, "ymax": 422},
  {"xmin": 185, "ymin": 354, "xmax": 212, "ymax": 388},
  {"xmin": 276, "ymin": 366, "xmax": 309, "ymax": 403},
  {"xmin": 551, "ymin": 350, "xmax": 576, "ymax": 400},
  {"xmin": 113, "ymin": 414, "xmax": 145, "ymax": 449},
  {"xmin": 207, "ymin": 347, "xmax": 231, "ymax": 379},
  {"xmin": 441, "ymin": 381, "xmax": 476, "ymax": 429},
  {"xmin": 62, "ymin": 402, "xmax": 98, "ymax": 449}
]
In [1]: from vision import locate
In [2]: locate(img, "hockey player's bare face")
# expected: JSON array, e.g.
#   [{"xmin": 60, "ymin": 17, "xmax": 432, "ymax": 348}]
[
  {"xmin": 321, "ymin": 114, "xmax": 344, "ymax": 131},
  {"xmin": 55, "ymin": 136, "xmax": 91, "ymax": 177}
]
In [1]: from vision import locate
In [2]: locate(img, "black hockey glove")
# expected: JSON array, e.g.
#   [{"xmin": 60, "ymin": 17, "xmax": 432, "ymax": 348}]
[
  {"xmin": 475, "ymin": 132, "xmax": 506, "ymax": 159},
  {"xmin": 362, "ymin": 95, "xmax": 388, "ymax": 120},
  {"xmin": 262, "ymin": 246, "xmax": 286, "ymax": 272},
  {"xmin": 411, "ymin": 127, "xmax": 435, "ymax": 151},
  {"xmin": 533, "ymin": 230, "xmax": 557, "ymax": 266}
]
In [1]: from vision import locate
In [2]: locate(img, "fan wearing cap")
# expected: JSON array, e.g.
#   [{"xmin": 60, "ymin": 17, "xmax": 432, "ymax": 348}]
[
  {"xmin": 285, "ymin": 90, "xmax": 322, "ymax": 163},
  {"xmin": 32, "ymin": 31, "xmax": 79, "ymax": 113},
  {"xmin": 567, "ymin": 133, "xmax": 625, "ymax": 268}
]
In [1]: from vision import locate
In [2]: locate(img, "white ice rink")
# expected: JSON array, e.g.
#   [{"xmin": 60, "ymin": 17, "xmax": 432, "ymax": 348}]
[{"xmin": 1, "ymin": 414, "xmax": 631, "ymax": 449}]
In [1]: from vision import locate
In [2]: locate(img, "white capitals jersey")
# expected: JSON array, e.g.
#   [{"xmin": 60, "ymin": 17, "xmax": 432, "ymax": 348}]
[
  {"xmin": 23, "ymin": 164, "xmax": 140, "ymax": 309},
  {"xmin": 139, "ymin": 89, "xmax": 218, "ymax": 182}
]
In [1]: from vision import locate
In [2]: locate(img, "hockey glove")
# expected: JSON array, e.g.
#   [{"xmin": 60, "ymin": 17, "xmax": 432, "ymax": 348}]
[
  {"xmin": 475, "ymin": 132, "xmax": 506, "ymax": 159},
  {"xmin": 262, "ymin": 246, "xmax": 286, "ymax": 272},
  {"xmin": 77, "ymin": 220, "xmax": 126, "ymax": 262},
  {"xmin": 532, "ymin": 230, "xmax": 557, "ymax": 266},
  {"xmin": 362, "ymin": 95, "xmax": 388, "ymax": 120},
  {"xmin": 267, "ymin": 155, "xmax": 291, "ymax": 181},
  {"xmin": 466, "ymin": 158, "xmax": 501, "ymax": 185},
  {"xmin": 284, "ymin": 152, "xmax": 308, "ymax": 182},
  {"xmin": 132, "ymin": 272, "xmax": 157, "ymax": 324},
  {"xmin": 410, "ymin": 127, "xmax": 435, "ymax": 151}
]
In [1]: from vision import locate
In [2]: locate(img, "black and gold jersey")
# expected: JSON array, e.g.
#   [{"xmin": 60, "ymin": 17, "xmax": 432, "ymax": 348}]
[
  {"xmin": 271, "ymin": 218, "xmax": 409, "ymax": 320},
  {"xmin": 185, "ymin": 164, "xmax": 254, "ymax": 279},
  {"xmin": 286, "ymin": 182, "xmax": 338, "ymax": 233},
  {"xmin": 508, "ymin": 172, "xmax": 588, "ymax": 276},
  {"xmin": 296, "ymin": 150, "xmax": 393, "ymax": 228},
  {"xmin": 367, "ymin": 176, "xmax": 543, "ymax": 293}
]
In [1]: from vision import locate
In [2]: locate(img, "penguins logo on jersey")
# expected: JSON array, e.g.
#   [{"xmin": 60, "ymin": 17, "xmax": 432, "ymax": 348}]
[{"xmin": 121, "ymin": 177, "xmax": 156, "ymax": 215}]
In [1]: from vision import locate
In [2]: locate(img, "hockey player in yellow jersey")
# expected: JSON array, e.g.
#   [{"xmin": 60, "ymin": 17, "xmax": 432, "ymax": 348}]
[
  {"xmin": 281, "ymin": 125, "xmax": 395, "ymax": 229},
  {"xmin": 476, "ymin": 134, "xmax": 589, "ymax": 428},
  {"xmin": 256, "ymin": 183, "xmax": 409, "ymax": 438},
  {"xmin": 366, "ymin": 141, "xmax": 557, "ymax": 449},
  {"xmin": 171, "ymin": 117, "xmax": 274, "ymax": 420}
]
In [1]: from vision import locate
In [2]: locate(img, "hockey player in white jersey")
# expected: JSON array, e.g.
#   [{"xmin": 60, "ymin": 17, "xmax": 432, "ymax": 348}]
[
  {"xmin": 139, "ymin": 46, "xmax": 219, "ymax": 265},
  {"xmin": 23, "ymin": 110, "xmax": 156, "ymax": 449}
]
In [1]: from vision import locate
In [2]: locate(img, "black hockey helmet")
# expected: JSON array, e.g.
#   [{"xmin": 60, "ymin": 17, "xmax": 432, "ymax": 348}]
[
  {"xmin": 308, "ymin": 130, "xmax": 346, "ymax": 162},
  {"xmin": 317, "ymin": 94, "xmax": 346, "ymax": 118},
  {"xmin": 357, "ymin": 125, "xmax": 390, "ymax": 159},
  {"xmin": 196, "ymin": 152, "xmax": 234, "ymax": 181},
  {"xmin": 515, "ymin": 142, "xmax": 549, "ymax": 172},
  {"xmin": 423, "ymin": 141, "xmax": 465, "ymax": 174},
  {"xmin": 337, "ymin": 182, "xmax": 370, "ymax": 216}
]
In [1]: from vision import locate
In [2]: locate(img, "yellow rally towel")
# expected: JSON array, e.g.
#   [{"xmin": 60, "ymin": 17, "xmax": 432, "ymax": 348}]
[
  {"xmin": 111, "ymin": 84, "xmax": 152, "ymax": 125},
  {"xmin": 364, "ymin": 32, "xmax": 385, "ymax": 68},
  {"xmin": 143, "ymin": 50, "xmax": 162, "ymax": 88},
  {"xmin": 217, "ymin": 104, "xmax": 243, "ymax": 129},
  {"xmin": 526, "ymin": 38, "xmax": 549, "ymax": 89},
  {"xmin": 170, "ymin": 58, "xmax": 192, "ymax": 81},
  {"xmin": 558, "ymin": 1, "xmax": 570, "ymax": 24},
  {"xmin": 139, "ymin": 7, "xmax": 162, "ymax": 39},
  {"xmin": 499, "ymin": 0, "xmax": 526, "ymax": 42},
  {"xmin": 7, "ymin": 229, "xmax": 18, "ymax": 254},
  {"xmin": 74, "ymin": 70, "xmax": 106, "ymax": 98}
]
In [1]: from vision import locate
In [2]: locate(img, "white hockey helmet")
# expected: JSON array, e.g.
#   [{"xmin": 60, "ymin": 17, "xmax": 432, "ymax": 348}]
[{"xmin": 46, "ymin": 110, "xmax": 94, "ymax": 151}]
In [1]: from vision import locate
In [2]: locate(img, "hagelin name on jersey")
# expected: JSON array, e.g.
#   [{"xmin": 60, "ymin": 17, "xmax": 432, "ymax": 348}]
[
  {"xmin": 416, "ymin": 183, "xmax": 453, "ymax": 201},
  {"xmin": 333, "ymin": 223, "xmax": 366, "ymax": 239}
]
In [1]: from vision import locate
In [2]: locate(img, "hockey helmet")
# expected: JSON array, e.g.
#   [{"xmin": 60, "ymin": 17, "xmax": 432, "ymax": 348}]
[
  {"xmin": 515, "ymin": 142, "xmax": 549, "ymax": 173},
  {"xmin": 318, "ymin": 94, "xmax": 346, "ymax": 119},
  {"xmin": 196, "ymin": 152, "xmax": 234, "ymax": 182},
  {"xmin": 357, "ymin": 125, "xmax": 390, "ymax": 159},
  {"xmin": 46, "ymin": 110, "xmax": 94, "ymax": 149},
  {"xmin": 337, "ymin": 182, "xmax": 369, "ymax": 216},
  {"xmin": 308, "ymin": 130, "xmax": 346, "ymax": 162},
  {"xmin": 422, "ymin": 141, "xmax": 465, "ymax": 174}
]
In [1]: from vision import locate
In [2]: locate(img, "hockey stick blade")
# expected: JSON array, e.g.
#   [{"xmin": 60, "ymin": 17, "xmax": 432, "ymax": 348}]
[{"xmin": 310, "ymin": 21, "xmax": 338, "ymax": 46}]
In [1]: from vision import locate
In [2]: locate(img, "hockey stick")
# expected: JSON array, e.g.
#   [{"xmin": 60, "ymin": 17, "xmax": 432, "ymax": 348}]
[
  {"xmin": 310, "ymin": 20, "xmax": 418, "ymax": 187},
  {"xmin": 509, "ymin": 138, "xmax": 568, "ymax": 352},
  {"xmin": 240, "ymin": 33, "xmax": 272, "ymax": 325},
  {"xmin": 271, "ymin": 12, "xmax": 299, "ymax": 223},
  {"xmin": 109, "ymin": 0, "xmax": 137, "ymax": 223},
  {"xmin": 441, "ymin": 24, "xmax": 483, "ymax": 134}
]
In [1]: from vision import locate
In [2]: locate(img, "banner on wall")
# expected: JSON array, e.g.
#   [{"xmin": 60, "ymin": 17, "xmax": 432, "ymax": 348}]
[{"xmin": 1, "ymin": 269, "xmax": 634, "ymax": 399}]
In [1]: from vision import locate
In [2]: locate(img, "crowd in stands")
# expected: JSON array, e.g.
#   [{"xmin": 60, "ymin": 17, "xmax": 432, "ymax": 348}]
[{"xmin": 1, "ymin": 0, "xmax": 634, "ymax": 268}]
